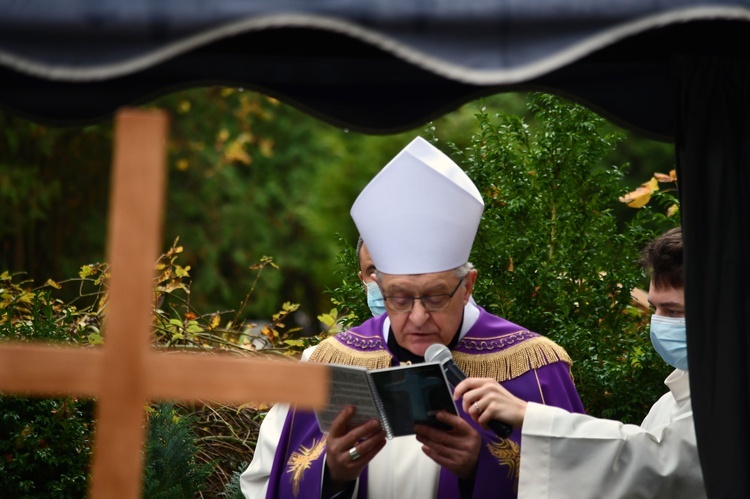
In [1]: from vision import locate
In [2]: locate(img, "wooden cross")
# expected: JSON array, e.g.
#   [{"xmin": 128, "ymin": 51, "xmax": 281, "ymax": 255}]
[{"xmin": 0, "ymin": 108, "xmax": 329, "ymax": 498}]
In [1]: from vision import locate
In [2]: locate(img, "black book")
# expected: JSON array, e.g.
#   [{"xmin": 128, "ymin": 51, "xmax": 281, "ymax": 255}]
[{"xmin": 315, "ymin": 362, "xmax": 458, "ymax": 439}]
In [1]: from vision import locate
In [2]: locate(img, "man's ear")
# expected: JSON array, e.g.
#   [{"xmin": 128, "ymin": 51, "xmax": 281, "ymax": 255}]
[{"xmin": 463, "ymin": 269, "xmax": 478, "ymax": 304}]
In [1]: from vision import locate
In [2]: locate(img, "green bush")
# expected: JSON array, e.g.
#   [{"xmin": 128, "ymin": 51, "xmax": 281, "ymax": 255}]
[
  {"xmin": 454, "ymin": 94, "xmax": 677, "ymax": 422},
  {"xmin": 0, "ymin": 275, "xmax": 95, "ymax": 498},
  {"xmin": 142, "ymin": 403, "xmax": 214, "ymax": 499},
  {"xmin": 0, "ymin": 396, "xmax": 94, "ymax": 498}
]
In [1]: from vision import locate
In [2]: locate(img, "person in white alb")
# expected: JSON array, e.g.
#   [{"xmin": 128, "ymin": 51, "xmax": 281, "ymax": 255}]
[{"xmin": 454, "ymin": 226, "xmax": 706, "ymax": 499}]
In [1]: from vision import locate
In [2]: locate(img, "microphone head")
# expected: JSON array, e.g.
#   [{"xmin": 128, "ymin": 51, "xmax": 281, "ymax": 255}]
[{"xmin": 425, "ymin": 343, "xmax": 453, "ymax": 364}]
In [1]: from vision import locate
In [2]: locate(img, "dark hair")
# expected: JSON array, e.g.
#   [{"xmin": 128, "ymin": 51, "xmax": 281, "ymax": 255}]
[{"xmin": 639, "ymin": 227, "xmax": 683, "ymax": 290}]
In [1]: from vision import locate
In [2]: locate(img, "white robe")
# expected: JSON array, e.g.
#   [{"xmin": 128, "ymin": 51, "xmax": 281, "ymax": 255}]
[{"xmin": 518, "ymin": 369, "xmax": 705, "ymax": 499}]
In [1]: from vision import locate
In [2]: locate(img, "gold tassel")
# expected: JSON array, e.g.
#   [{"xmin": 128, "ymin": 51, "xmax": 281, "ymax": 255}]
[
  {"xmin": 454, "ymin": 337, "xmax": 572, "ymax": 382},
  {"xmin": 309, "ymin": 337, "xmax": 392, "ymax": 370}
]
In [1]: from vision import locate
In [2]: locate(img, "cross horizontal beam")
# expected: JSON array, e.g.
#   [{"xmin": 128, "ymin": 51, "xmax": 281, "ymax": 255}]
[{"xmin": 0, "ymin": 343, "xmax": 328, "ymax": 407}]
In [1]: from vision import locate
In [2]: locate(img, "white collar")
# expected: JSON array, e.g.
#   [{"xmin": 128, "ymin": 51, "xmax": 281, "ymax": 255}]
[{"xmin": 665, "ymin": 368, "xmax": 691, "ymax": 402}]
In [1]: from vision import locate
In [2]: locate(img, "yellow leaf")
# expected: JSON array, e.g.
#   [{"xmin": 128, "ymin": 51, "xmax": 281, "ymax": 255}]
[
  {"xmin": 619, "ymin": 177, "xmax": 659, "ymax": 208},
  {"xmin": 318, "ymin": 314, "xmax": 336, "ymax": 326},
  {"xmin": 45, "ymin": 278, "xmax": 61, "ymax": 289},
  {"xmin": 1, "ymin": 271, "xmax": 10, "ymax": 281},
  {"xmin": 667, "ymin": 204, "xmax": 680, "ymax": 217},
  {"xmin": 88, "ymin": 332, "xmax": 104, "ymax": 345},
  {"xmin": 645, "ymin": 177, "xmax": 660, "ymax": 191},
  {"xmin": 209, "ymin": 313, "xmax": 221, "ymax": 330},
  {"xmin": 258, "ymin": 138, "xmax": 274, "ymax": 158},
  {"xmin": 174, "ymin": 265, "xmax": 191, "ymax": 278},
  {"xmin": 653, "ymin": 172, "xmax": 673, "ymax": 183},
  {"xmin": 79, "ymin": 265, "xmax": 93, "ymax": 279},
  {"xmin": 669, "ymin": 169, "xmax": 678, "ymax": 181},
  {"xmin": 18, "ymin": 292, "xmax": 35, "ymax": 304},
  {"xmin": 224, "ymin": 133, "xmax": 252, "ymax": 165}
]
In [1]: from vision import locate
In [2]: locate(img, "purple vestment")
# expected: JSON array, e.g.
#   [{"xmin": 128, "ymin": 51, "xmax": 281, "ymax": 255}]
[{"xmin": 266, "ymin": 307, "xmax": 584, "ymax": 498}]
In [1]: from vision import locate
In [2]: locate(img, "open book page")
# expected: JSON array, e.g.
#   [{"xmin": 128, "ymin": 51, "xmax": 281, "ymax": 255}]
[
  {"xmin": 315, "ymin": 364, "xmax": 383, "ymax": 433},
  {"xmin": 369, "ymin": 362, "xmax": 457, "ymax": 437}
]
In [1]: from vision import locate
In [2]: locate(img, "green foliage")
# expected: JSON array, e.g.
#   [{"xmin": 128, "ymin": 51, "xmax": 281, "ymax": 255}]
[
  {"xmin": 323, "ymin": 234, "xmax": 372, "ymax": 331},
  {"xmin": 0, "ymin": 396, "xmax": 94, "ymax": 498},
  {"xmin": 219, "ymin": 461, "xmax": 249, "ymax": 499},
  {"xmin": 150, "ymin": 88, "xmax": 410, "ymax": 325},
  {"xmin": 142, "ymin": 403, "xmax": 214, "ymax": 499},
  {"xmin": 444, "ymin": 93, "xmax": 677, "ymax": 422},
  {"xmin": 0, "ymin": 272, "xmax": 96, "ymax": 498}
]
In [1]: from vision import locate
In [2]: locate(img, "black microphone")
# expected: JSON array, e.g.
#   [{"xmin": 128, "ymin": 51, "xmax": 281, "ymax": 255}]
[{"xmin": 425, "ymin": 343, "xmax": 513, "ymax": 438}]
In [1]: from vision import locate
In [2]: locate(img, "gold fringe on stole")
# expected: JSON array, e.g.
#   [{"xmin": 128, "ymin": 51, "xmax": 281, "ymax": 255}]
[
  {"xmin": 308, "ymin": 337, "xmax": 392, "ymax": 370},
  {"xmin": 453, "ymin": 337, "xmax": 573, "ymax": 382}
]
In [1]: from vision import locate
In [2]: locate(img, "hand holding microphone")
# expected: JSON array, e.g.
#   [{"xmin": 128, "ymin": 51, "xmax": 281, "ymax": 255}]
[{"xmin": 425, "ymin": 344, "xmax": 515, "ymax": 438}]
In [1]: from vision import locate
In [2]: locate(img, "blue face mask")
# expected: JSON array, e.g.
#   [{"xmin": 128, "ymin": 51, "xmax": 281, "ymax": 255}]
[
  {"xmin": 365, "ymin": 281, "xmax": 386, "ymax": 317},
  {"xmin": 650, "ymin": 315, "xmax": 688, "ymax": 371}
]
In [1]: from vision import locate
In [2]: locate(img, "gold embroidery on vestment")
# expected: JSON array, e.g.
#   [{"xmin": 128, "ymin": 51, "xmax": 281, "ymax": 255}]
[
  {"xmin": 488, "ymin": 438, "xmax": 521, "ymax": 491},
  {"xmin": 286, "ymin": 436, "xmax": 327, "ymax": 496}
]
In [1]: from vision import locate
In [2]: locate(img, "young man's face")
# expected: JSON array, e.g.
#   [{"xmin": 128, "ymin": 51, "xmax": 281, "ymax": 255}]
[{"xmin": 647, "ymin": 280, "xmax": 685, "ymax": 318}]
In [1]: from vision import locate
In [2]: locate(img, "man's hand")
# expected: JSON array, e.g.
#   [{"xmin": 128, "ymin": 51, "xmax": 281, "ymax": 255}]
[
  {"xmin": 453, "ymin": 377, "xmax": 528, "ymax": 429},
  {"xmin": 414, "ymin": 411, "xmax": 482, "ymax": 479},
  {"xmin": 325, "ymin": 406, "xmax": 387, "ymax": 492}
]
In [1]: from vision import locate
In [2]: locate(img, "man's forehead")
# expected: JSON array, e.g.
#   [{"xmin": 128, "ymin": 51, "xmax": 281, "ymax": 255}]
[
  {"xmin": 380, "ymin": 271, "xmax": 455, "ymax": 288},
  {"xmin": 647, "ymin": 284, "xmax": 685, "ymax": 306}
]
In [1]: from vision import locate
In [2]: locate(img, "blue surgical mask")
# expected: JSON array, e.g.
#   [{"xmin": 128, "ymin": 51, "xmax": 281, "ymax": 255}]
[
  {"xmin": 650, "ymin": 315, "xmax": 688, "ymax": 371},
  {"xmin": 365, "ymin": 281, "xmax": 386, "ymax": 317}
]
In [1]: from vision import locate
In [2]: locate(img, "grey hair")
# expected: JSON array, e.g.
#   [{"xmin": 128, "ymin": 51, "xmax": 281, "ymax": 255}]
[
  {"xmin": 356, "ymin": 236, "xmax": 365, "ymax": 258},
  {"xmin": 452, "ymin": 262, "xmax": 475, "ymax": 278},
  {"xmin": 374, "ymin": 262, "xmax": 474, "ymax": 281}
]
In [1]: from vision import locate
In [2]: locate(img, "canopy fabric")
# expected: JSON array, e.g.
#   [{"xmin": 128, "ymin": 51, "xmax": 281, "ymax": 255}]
[
  {"xmin": 675, "ymin": 55, "xmax": 750, "ymax": 498},
  {"xmin": 0, "ymin": 1, "xmax": 749, "ymax": 138},
  {"xmin": 1, "ymin": 2, "xmax": 750, "ymax": 498}
]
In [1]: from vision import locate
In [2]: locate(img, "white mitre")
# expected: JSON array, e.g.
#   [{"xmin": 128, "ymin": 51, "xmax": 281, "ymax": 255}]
[{"xmin": 351, "ymin": 136, "xmax": 484, "ymax": 275}]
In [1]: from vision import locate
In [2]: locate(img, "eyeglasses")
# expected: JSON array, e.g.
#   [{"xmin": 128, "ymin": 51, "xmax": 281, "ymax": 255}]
[{"xmin": 383, "ymin": 277, "xmax": 465, "ymax": 313}]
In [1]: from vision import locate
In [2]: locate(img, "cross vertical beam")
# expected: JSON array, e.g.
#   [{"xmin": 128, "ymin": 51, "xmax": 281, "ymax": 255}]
[{"xmin": 89, "ymin": 109, "xmax": 168, "ymax": 499}]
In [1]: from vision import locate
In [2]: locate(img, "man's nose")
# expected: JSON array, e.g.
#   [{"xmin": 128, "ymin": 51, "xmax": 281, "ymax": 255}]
[{"xmin": 407, "ymin": 299, "xmax": 431, "ymax": 326}]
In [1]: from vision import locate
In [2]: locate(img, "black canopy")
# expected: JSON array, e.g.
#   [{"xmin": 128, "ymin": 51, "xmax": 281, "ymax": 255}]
[{"xmin": 1, "ymin": 2, "xmax": 748, "ymax": 497}]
